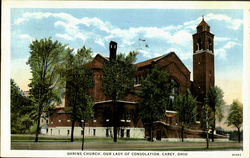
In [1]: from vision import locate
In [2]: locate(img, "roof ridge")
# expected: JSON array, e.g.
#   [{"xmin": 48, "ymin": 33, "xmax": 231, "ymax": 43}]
[{"xmin": 135, "ymin": 52, "xmax": 174, "ymax": 68}]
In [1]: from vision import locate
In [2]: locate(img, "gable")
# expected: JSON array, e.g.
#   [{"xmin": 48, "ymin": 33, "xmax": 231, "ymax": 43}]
[
  {"xmin": 85, "ymin": 54, "xmax": 108, "ymax": 69},
  {"xmin": 155, "ymin": 52, "xmax": 190, "ymax": 77}
]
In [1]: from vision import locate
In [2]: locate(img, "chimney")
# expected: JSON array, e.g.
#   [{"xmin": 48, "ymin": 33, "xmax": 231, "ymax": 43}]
[{"xmin": 109, "ymin": 41, "xmax": 117, "ymax": 60}]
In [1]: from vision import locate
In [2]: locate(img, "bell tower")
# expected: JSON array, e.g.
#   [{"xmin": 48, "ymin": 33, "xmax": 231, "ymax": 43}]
[{"xmin": 193, "ymin": 17, "xmax": 215, "ymax": 103}]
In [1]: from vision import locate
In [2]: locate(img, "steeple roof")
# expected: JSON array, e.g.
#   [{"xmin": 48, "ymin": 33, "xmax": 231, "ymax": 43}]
[
  {"xmin": 196, "ymin": 17, "xmax": 210, "ymax": 33},
  {"xmin": 197, "ymin": 18, "xmax": 210, "ymax": 27}
]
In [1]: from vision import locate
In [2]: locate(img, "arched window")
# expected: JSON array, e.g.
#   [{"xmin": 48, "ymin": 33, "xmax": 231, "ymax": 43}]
[
  {"xmin": 197, "ymin": 38, "xmax": 202, "ymax": 50},
  {"xmin": 168, "ymin": 79, "xmax": 179, "ymax": 109},
  {"xmin": 208, "ymin": 38, "xmax": 213, "ymax": 51}
]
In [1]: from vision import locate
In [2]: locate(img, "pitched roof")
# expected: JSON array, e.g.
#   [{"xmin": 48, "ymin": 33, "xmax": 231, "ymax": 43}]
[
  {"xmin": 197, "ymin": 19, "xmax": 210, "ymax": 27},
  {"xmin": 135, "ymin": 56, "xmax": 163, "ymax": 68},
  {"xmin": 84, "ymin": 54, "xmax": 108, "ymax": 69},
  {"xmin": 135, "ymin": 52, "xmax": 175, "ymax": 68}
]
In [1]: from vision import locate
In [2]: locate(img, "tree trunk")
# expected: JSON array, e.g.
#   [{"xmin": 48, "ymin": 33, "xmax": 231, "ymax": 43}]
[
  {"xmin": 81, "ymin": 123, "xmax": 85, "ymax": 150},
  {"xmin": 181, "ymin": 125, "xmax": 184, "ymax": 142},
  {"xmin": 113, "ymin": 100, "xmax": 118, "ymax": 142},
  {"xmin": 206, "ymin": 109, "xmax": 209, "ymax": 149},
  {"xmin": 211, "ymin": 107, "xmax": 215, "ymax": 142},
  {"xmin": 71, "ymin": 90, "xmax": 77, "ymax": 142},
  {"xmin": 238, "ymin": 128, "xmax": 241, "ymax": 143},
  {"xmin": 35, "ymin": 104, "xmax": 42, "ymax": 142},
  {"xmin": 211, "ymin": 123, "xmax": 215, "ymax": 142},
  {"xmin": 206, "ymin": 131, "xmax": 209, "ymax": 149},
  {"xmin": 71, "ymin": 120, "xmax": 75, "ymax": 142},
  {"xmin": 114, "ymin": 126, "xmax": 117, "ymax": 142},
  {"xmin": 150, "ymin": 125, "xmax": 153, "ymax": 142}
]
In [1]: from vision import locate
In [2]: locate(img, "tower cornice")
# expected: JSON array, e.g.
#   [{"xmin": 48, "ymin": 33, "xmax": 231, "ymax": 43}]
[{"xmin": 193, "ymin": 49, "xmax": 214, "ymax": 56}]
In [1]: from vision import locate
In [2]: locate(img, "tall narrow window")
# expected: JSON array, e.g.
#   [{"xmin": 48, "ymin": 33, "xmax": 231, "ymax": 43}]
[
  {"xmin": 169, "ymin": 79, "xmax": 179, "ymax": 110},
  {"xmin": 106, "ymin": 129, "xmax": 109, "ymax": 137},
  {"xmin": 93, "ymin": 129, "xmax": 96, "ymax": 136},
  {"xmin": 121, "ymin": 129, "xmax": 124, "ymax": 138},
  {"xmin": 126, "ymin": 129, "xmax": 130, "ymax": 138},
  {"xmin": 198, "ymin": 38, "xmax": 202, "ymax": 50},
  {"xmin": 209, "ymin": 38, "xmax": 212, "ymax": 51}
]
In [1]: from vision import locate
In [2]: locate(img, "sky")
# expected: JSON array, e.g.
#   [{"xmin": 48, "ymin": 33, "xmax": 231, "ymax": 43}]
[{"xmin": 10, "ymin": 8, "xmax": 243, "ymax": 106}]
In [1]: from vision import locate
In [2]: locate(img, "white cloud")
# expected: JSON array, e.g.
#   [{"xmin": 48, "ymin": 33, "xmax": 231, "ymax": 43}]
[
  {"xmin": 137, "ymin": 49, "xmax": 152, "ymax": 58},
  {"xmin": 54, "ymin": 20, "xmax": 87, "ymax": 42},
  {"xmin": 183, "ymin": 17, "xmax": 201, "ymax": 30},
  {"xmin": 19, "ymin": 34, "xmax": 34, "ymax": 42},
  {"xmin": 215, "ymin": 48, "xmax": 227, "ymax": 59},
  {"xmin": 215, "ymin": 41, "xmax": 241, "ymax": 59},
  {"xmin": 56, "ymin": 33, "xmax": 73, "ymax": 40},
  {"xmin": 144, "ymin": 27, "xmax": 171, "ymax": 40},
  {"xmin": 76, "ymin": 33, "xmax": 87, "ymax": 42},
  {"xmin": 169, "ymin": 30, "xmax": 192, "ymax": 46},
  {"xmin": 122, "ymin": 40, "xmax": 135, "ymax": 46},
  {"xmin": 14, "ymin": 11, "xmax": 242, "ymax": 62},
  {"xmin": 23, "ymin": 12, "xmax": 52, "ymax": 19},
  {"xmin": 54, "ymin": 20, "xmax": 79, "ymax": 36},
  {"xmin": 214, "ymin": 36, "xmax": 231, "ymax": 42},
  {"xmin": 95, "ymin": 39, "xmax": 105, "ymax": 48},
  {"xmin": 206, "ymin": 13, "xmax": 243, "ymax": 30},
  {"xmin": 165, "ymin": 47, "xmax": 192, "ymax": 60},
  {"xmin": 224, "ymin": 41, "xmax": 241, "ymax": 49},
  {"xmin": 14, "ymin": 18, "xmax": 26, "ymax": 25},
  {"xmin": 80, "ymin": 17, "xmax": 112, "ymax": 33}
]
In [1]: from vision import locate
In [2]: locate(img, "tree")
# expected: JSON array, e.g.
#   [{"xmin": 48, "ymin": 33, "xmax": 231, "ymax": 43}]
[
  {"xmin": 11, "ymin": 79, "xmax": 33, "ymax": 134},
  {"xmin": 61, "ymin": 47, "xmax": 94, "ymax": 142},
  {"xmin": 138, "ymin": 66, "xmax": 173, "ymax": 142},
  {"xmin": 73, "ymin": 94, "xmax": 94, "ymax": 150},
  {"xmin": 227, "ymin": 100, "xmax": 243, "ymax": 143},
  {"xmin": 102, "ymin": 51, "xmax": 137, "ymax": 142},
  {"xmin": 201, "ymin": 104, "xmax": 214, "ymax": 149},
  {"xmin": 205, "ymin": 86, "xmax": 225, "ymax": 142},
  {"xmin": 27, "ymin": 38, "xmax": 68, "ymax": 142},
  {"xmin": 173, "ymin": 89, "xmax": 197, "ymax": 142}
]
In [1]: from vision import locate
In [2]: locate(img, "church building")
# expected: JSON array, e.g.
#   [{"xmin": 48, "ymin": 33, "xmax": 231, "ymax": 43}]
[{"xmin": 47, "ymin": 18, "xmax": 224, "ymax": 140}]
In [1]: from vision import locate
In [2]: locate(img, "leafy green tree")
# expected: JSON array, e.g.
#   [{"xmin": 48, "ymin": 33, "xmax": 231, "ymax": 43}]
[
  {"xmin": 102, "ymin": 51, "xmax": 137, "ymax": 142},
  {"xmin": 138, "ymin": 66, "xmax": 173, "ymax": 142},
  {"xmin": 205, "ymin": 86, "xmax": 225, "ymax": 142},
  {"xmin": 173, "ymin": 89, "xmax": 197, "ymax": 142},
  {"xmin": 72, "ymin": 94, "xmax": 94, "ymax": 150},
  {"xmin": 27, "ymin": 38, "xmax": 68, "ymax": 142},
  {"xmin": 60, "ymin": 46, "xmax": 94, "ymax": 142},
  {"xmin": 227, "ymin": 100, "xmax": 243, "ymax": 143},
  {"xmin": 11, "ymin": 79, "xmax": 34, "ymax": 134},
  {"xmin": 11, "ymin": 78, "xmax": 24, "ymax": 133},
  {"xmin": 201, "ymin": 104, "xmax": 214, "ymax": 149}
]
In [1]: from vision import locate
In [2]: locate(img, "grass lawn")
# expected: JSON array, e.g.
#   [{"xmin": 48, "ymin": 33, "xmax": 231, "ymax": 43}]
[
  {"xmin": 11, "ymin": 134, "xmax": 242, "ymax": 151},
  {"xmin": 119, "ymin": 146, "xmax": 243, "ymax": 151},
  {"xmin": 11, "ymin": 135, "xmax": 147, "ymax": 142}
]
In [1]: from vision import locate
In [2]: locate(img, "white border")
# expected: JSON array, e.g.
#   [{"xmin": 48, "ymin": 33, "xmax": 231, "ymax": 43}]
[{"xmin": 2, "ymin": 1, "xmax": 250, "ymax": 158}]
